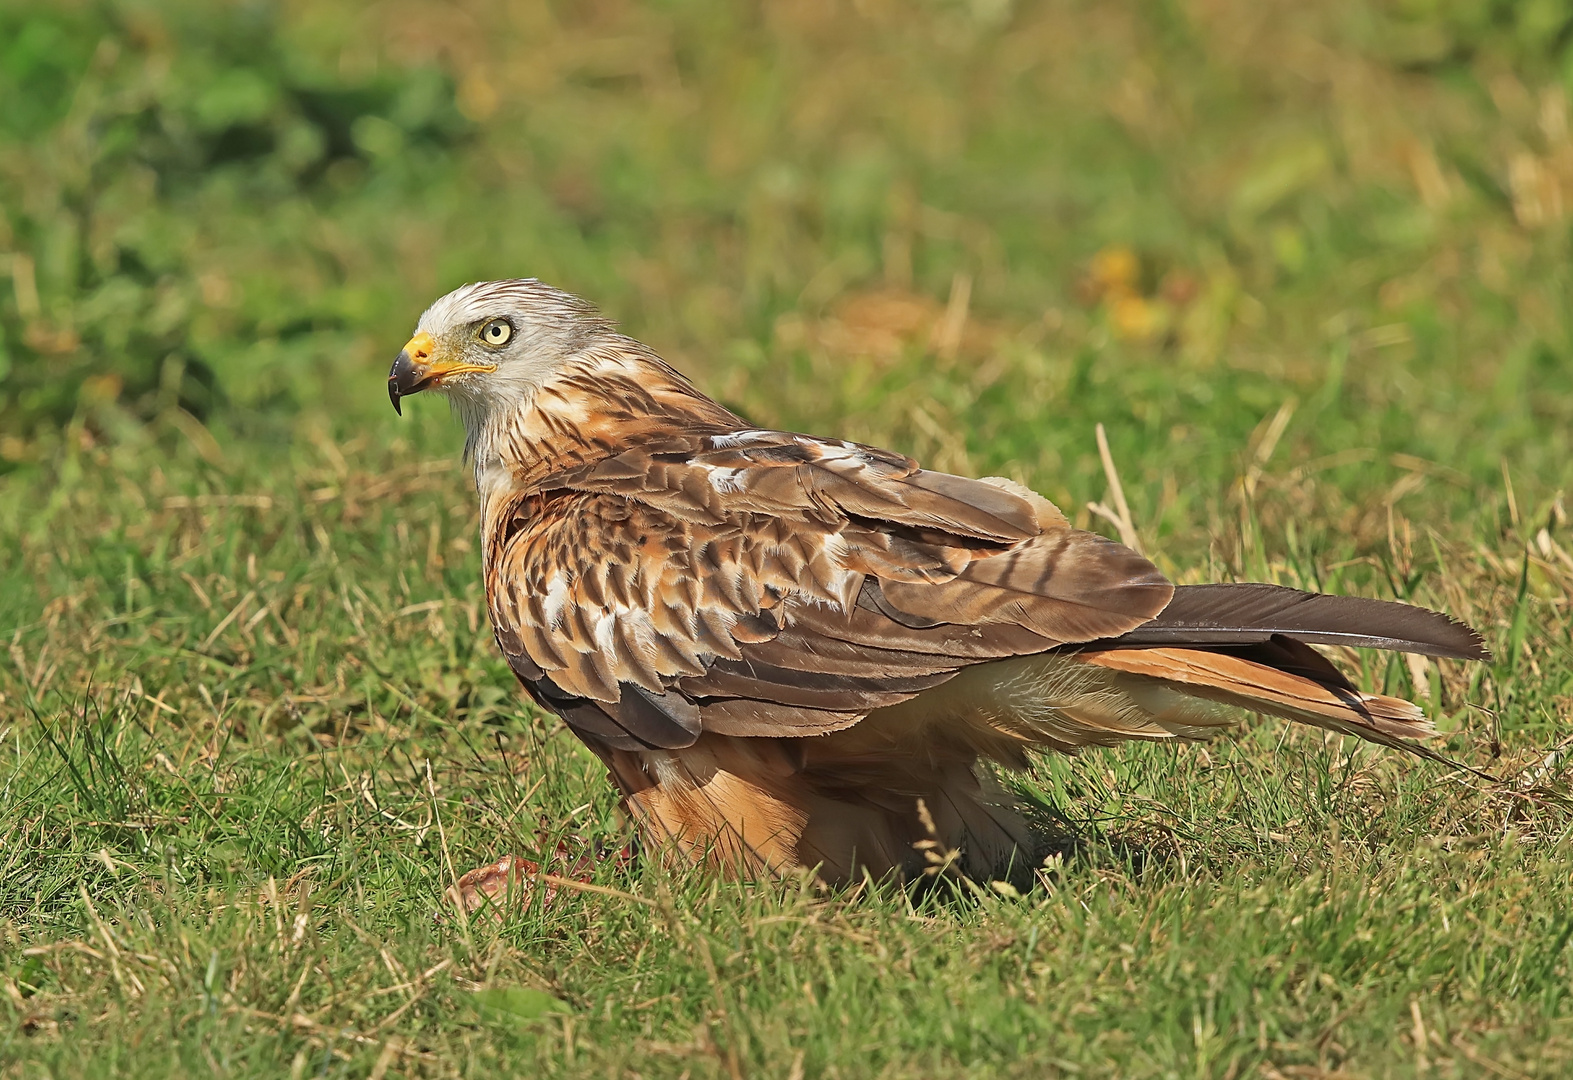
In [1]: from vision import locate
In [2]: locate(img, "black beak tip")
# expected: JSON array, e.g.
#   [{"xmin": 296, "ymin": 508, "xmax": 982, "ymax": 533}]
[
  {"xmin": 388, "ymin": 349, "xmax": 414, "ymax": 415},
  {"xmin": 388, "ymin": 349, "xmax": 435, "ymax": 415}
]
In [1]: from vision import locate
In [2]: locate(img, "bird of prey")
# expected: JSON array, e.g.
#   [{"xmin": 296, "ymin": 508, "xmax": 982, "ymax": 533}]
[{"xmin": 388, "ymin": 279, "xmax": 1489, "ymax": 905}]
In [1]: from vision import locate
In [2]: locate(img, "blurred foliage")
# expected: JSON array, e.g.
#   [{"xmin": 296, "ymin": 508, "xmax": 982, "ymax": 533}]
[
  {"xmin": 1361, "ymin": 0, "xmax": 1573, "ymax": 70},
  {"xmin": 0, "ymin": 0, "xmax": 1569, "ymax": 520},
  {"xmin": 0, "ymin": 1, "xmax": 467, "ymax": 443}
]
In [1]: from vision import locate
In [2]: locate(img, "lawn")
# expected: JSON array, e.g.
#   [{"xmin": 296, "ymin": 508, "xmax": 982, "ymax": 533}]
[{"xmin": 2, "ymin": 1, "xmax": 1572, "ymax": 1076}]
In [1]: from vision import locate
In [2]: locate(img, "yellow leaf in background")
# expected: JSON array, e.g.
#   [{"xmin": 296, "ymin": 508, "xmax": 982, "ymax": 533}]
[
  {"xmin": 1110, "ymin": 293, "xmax": 1168, "ymax": 343},
  {"xmin": 1088, "ymin": 245, "xmax": 1141, "ymax": 296}
]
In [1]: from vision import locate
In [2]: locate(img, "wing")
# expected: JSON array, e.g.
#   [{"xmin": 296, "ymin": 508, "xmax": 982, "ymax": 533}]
[
  {"xmin": 485, "ymin": 431, "xmax": 1173, "ymax": 751},
  {"xmin": 1103, "ymin": 582, "xmax": 1490, "ymax": 660}
]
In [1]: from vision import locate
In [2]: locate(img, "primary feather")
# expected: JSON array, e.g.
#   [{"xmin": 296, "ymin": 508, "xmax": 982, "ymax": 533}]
[
  {"xmin": 1110, "ymin": 583, "xmax": 1489, "ymax": 659},
  {"xmin": 392, "ymin": 279, "xmax": 1493, "ymax": 891}
]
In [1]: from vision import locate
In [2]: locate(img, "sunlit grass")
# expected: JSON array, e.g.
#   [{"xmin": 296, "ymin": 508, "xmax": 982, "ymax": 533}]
[{"xmin": 3, "ymin": 0, "xmax": 1573, "ymax": 1076}]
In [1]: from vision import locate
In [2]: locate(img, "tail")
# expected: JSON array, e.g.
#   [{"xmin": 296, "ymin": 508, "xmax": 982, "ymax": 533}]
[
  {"xmin": 1067, "ymin": 583, "xmax": 1491, "ymax": 772},
  {"xmin": 896, "ymin": 582, "xmax": 1490, "ymax": 773}
]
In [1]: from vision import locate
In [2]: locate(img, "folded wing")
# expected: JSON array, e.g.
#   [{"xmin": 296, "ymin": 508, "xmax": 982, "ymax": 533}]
[{"xmin": 484, "ymin": 431, "xmax": 1173, "ymax": 750}]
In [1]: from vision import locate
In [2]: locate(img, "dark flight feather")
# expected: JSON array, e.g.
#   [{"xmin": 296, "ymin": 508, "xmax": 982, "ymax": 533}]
[{"xmin": 1105, "ymin": 583, "xmax": 1490, "ymax": 661}]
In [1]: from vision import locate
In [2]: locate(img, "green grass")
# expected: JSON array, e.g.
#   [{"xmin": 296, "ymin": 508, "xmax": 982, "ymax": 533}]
[{"xmin": 3, "ymin": 0, "xmax": 1573, "ymax": 1076}]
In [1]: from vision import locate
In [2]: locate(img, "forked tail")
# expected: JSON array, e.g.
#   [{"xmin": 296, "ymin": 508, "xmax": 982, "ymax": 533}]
[{"xmin": 1068, "ymin": 582, "xmax": 1492, "ymax": 774}]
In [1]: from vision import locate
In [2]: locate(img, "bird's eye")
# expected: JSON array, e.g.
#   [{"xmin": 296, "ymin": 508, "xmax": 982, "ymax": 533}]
[{"xmin": 479, "ymin": 318, "xmax": 513, "ymax": 346}]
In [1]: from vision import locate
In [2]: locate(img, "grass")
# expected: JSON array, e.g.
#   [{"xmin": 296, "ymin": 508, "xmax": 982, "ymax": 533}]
[{"xmin": 3, "ymin": 0, "xmax": 1573, "ymax": 1076}]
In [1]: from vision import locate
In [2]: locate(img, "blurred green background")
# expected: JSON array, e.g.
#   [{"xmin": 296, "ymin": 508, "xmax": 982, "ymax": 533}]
[
  {"xmin": 5, "ymin": 0, "xmax": 1573, "ymax": 501},
  {"xmin": 3, "ymin": 1, "xmax": 1572, "ymax": 1076}
]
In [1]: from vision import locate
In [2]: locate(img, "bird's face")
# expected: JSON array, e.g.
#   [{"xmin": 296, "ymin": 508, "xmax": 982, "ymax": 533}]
[
  {"xmin": 386, "ymin": 321, "xmax": 504, "ymax": 416},
  {"xmin": 387, "ymin": 278, "xmax": 609, "ymax": 421}
]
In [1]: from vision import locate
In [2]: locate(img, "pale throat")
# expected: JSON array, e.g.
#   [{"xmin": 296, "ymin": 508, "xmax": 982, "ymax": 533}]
[
  {"xmin": 465, "ymin": 400, "xmax": 529, "ymax": 495},
  {"xmin": 464, "ymin": 382, "xmax": 580, "ymax": 501}
]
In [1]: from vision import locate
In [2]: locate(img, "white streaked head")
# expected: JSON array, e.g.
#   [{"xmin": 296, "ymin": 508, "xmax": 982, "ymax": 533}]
[{"xmin": 387, "ymin": 278, "xmax": 613, "ymax": 439}]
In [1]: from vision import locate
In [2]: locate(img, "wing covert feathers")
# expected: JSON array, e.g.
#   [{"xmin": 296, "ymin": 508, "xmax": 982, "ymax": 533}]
[{"xmin": 482, "ymin": 416, "xmax": 1176, "ymax": 750}]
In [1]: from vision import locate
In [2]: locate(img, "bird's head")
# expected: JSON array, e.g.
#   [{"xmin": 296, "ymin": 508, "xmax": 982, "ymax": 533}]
[{"xmin": 387, "ymin": 278, "xmax": 613, "ymax": 423}]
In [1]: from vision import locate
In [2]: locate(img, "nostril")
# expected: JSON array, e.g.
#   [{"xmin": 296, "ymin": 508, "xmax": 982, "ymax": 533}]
[{"xmin": 402, "ymin": 331, "xmax": 437, "ymax": 361}]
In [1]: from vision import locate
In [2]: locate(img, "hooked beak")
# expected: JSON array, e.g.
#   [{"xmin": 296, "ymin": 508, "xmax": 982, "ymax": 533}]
[{"xmin": 387, "ymin": 331, "xmax": 497, "ymax": 415}]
